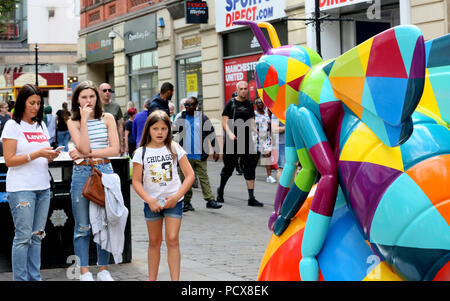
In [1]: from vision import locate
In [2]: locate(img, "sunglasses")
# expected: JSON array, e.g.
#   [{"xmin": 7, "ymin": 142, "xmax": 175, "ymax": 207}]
[
  {"xmin": 102, "ymin": 89, "xmax": 113, "ymax": 93},
  {"xmin": 184, "ymin": 103, "xmax": 197, "ymax": 107}
]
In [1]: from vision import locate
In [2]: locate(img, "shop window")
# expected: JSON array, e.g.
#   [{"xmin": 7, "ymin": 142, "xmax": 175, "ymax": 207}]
[
  {"xmin": 340, "ymin": 3, "xmax": 400, "ymax": 53},
  {"xmin": 176, "ymin": 56, "xmax": 203, "ymax": 112},
  {"xmin": 129, "ymin": 50, "xmax": 158, "ymax": 110}
]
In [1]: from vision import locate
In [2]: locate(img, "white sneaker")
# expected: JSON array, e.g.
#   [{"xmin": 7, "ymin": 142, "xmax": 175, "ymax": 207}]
[
  {"xmin": 266, "ymin": 176, "xmax": 276, "ymax": 183},
  {"xmin": 97, "ymin": 270, "xmax": 114, "ymax": 281},
  {"xmin": 80, "ymin": 272, "xmax": 94, "ymax": 281}
]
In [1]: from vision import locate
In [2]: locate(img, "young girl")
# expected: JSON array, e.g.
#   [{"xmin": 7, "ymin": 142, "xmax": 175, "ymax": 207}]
[
  {"xmin": 132, "ymin": 110, "xmax": 194, "ymax": 281},
  {"xmin": 67, "ymin": 80, "xmax": 120, "ymax": 281}
]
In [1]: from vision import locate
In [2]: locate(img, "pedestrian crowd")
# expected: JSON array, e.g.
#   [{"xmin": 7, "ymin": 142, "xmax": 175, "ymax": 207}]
[{"xmin": 0, "ymin": 79, "xmax": 286, "ymax": 282}]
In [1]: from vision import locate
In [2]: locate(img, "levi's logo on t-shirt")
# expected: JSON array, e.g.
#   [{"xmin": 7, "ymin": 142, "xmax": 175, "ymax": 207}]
[{"xmin": 23, "ymin": 132, "xmax": 48, "ymax": 143}]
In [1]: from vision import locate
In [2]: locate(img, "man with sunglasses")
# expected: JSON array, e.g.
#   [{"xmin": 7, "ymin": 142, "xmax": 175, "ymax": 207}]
[
  {"xmin": 99, "ymin": 83, "xmax": 124, "ymax": 155},
  {"xmin": 173, "ymin": 96, "xmax": 222, "ymax": 211}
]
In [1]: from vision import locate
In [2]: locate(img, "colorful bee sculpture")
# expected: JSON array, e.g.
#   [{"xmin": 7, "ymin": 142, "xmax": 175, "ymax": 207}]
[{"xmin": 233, "ymin": 20, "xmax": 450, "ymax": 281}]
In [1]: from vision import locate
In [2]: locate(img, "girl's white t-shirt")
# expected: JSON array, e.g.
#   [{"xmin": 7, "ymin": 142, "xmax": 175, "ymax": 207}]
[
  {"xmin": 132, "ymin": 142, "xmax": 187, "ymax": 203},
  {"xmin": 1, "ymin": 119, "xmax": 51, "ymax": 192}
]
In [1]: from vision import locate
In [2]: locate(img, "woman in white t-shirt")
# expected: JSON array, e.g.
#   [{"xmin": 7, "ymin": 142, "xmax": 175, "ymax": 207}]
[
  {"xmin": 132, "ymin": 110, "xmax": 194, "ymax": 281},
  {"xmin": 1, "ymin": 84, "xmax": 61, "ymax": 281}
]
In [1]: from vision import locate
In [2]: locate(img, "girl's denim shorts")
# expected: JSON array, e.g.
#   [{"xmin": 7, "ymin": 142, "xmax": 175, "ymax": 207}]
[{"xmin": 144, "ymin": 201, "xmax": 183, "ymax": 221}]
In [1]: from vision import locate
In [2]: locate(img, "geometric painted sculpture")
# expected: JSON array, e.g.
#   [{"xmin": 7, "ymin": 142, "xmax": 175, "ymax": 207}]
[{"xmin": 234, "ymin": 20, "xmax": 450, "ymax": 281}]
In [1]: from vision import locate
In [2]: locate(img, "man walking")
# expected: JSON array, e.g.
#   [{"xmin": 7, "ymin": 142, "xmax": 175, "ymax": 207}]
[
  {"xmin": 147, "ymin": 82, "xmax": 174, "ymax": 116},
  {"xmin": 132, "ymin": 99, "xmax": 151, "ymax": 147},
  {"xmin": 173, "ymin": 96, "xmax": 222, "ymax": 211},
  {"xmin": 99, "ymin": 83, "xmax": 124, "ymax": 155},
  {"xmin": 217, "ymin": 81, "xmax": 263, "ymax": 207}
]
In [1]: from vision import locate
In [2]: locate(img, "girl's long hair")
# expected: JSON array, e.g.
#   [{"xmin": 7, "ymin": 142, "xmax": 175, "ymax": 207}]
[
  {"xmin": 140, "ymin": 110, "xmax": 177, "ymax": 161},
  {"xmin": 70, "ymin": 80, "xmax": 103, "ymax": 121},
  {"xmin": 13, "ymin": 84, "xmax": 44, "ymax": 126}
]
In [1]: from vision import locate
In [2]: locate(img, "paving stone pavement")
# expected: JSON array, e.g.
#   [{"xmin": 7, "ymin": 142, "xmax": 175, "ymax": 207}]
[{"xmin": 0, "ymin": 160, "xmax": 277, "ymax": 281}]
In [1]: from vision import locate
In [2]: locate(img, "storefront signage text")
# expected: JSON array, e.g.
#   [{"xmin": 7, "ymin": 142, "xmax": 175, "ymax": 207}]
[
  {"xmin": 87, "ymin": 39, "xmax": 111, "ymax": 53},
  {"xmin": 128, "ymin": 30, "xmax": 151, "ymax": 41},
  {"xmin": 215, "ymin": 0, "xmax": 286, "ymax": 32},
  {"xmin": 186, "ymin": 1, "xmax": 209, "ymax": 24},
  {"xmin": 124, "ymin": 14, "xmax": 157, "ymax": 54},
  {"xmin": 182, "ymin": 35, "xmax": 201, "ymax": 49},
  {"xmin": 86, "ymin": 28, "xmax": 113, "ymax": 64},
  {"xmin": 320, "ymin": 0, "xmax": 368, "ymax": 11}
]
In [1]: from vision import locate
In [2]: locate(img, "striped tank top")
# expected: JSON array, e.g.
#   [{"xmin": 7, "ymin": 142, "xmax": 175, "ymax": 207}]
[{"xmin": 87, "ymin": 118, "xmax": 109, "ymax": 149}]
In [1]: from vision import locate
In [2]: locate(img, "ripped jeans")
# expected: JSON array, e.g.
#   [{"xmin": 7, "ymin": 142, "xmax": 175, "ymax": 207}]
[
  {"xmin": 70, "ymin": 163, "xmax": 113, "ymax": 268},
  {"xmin": 7, "ymin": 189, "xmax": 50, "ymax": 281}
]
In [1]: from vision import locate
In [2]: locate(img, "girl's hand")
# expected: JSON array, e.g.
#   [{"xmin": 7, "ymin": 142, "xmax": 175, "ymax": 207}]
[
  {"xmin": 69, "ymin": 148, "xmax": 84, "ymax": 160},
  {"xmin": 147, "ymin": 197, "xmax": 164, "ymax": 213},
  {"xmin": 163, "ymin": 194, "xmax": 179, "ymax": 209},
  {"xmin": 79, "ymin": 103, "xmax": 93, "ymax": 121}
]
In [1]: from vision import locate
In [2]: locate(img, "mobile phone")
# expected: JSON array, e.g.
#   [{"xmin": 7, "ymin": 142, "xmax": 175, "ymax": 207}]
[
  {"xmin": 158, "ymin": 199, "xmax": 166, "ymax": 207},
  {"xmin": 55, "ymin": 146, "xmax": 65, "ymax": 151}
]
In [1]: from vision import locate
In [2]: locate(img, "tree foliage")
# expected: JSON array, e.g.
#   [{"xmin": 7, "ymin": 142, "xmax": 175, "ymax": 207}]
[{"xmin": 0, "ymin": 0, "xmax": 21, "ymax": 34}]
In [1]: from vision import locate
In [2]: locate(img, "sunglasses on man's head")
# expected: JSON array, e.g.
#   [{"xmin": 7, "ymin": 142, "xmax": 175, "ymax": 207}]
[{"xmin": 102, "ymin": 89, "xmax": 113, "ymax": 93}]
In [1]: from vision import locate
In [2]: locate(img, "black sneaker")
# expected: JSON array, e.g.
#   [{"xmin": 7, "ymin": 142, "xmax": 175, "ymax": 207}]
[
  {"xmin": 216, "ymin": 188, "xmax": 224, "ymax": 203},
  {"xmin": 248, "ymin": 197, "xmax": 264, "ymax": 207},
  {"xmin": 206, "ymin": 200, "xmax": 222, "ymax": 209},
  {"xmin": 183, "ymin": 203, "xmax": 195, "ymax": 212}
]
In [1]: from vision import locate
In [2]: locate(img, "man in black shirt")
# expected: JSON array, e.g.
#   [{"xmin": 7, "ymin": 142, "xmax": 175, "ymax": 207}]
[{"xmin": 217, "ymin": 81, "xmax": 263, "ymax": 207}]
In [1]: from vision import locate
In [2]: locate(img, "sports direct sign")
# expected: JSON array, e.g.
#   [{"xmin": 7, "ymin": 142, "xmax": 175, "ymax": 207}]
[{"xmin": 215, "ymin": 0, "xmax": 286, "ymax": 32}]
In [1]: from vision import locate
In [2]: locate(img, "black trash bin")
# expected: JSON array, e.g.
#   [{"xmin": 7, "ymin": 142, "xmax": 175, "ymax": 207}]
[{"xmin": 0, "ymin": 157, "xmax": 132, "ymax": 273}]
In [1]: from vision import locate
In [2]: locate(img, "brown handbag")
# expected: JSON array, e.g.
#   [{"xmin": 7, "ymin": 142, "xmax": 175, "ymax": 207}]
[{"xmin": 82, "ymin": 160, "xmax": 105, "ymax": 207}]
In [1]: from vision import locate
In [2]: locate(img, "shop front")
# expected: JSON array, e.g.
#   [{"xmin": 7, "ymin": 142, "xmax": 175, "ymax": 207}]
[
  {"xmin": 85, "ymin": 28, "xmax": 114, "ymax": 86},
  {"xmin": 306, "ymin": 0, "xmax": 402, "ymax": 59},
  {"xmin": 216, "ymin": 0, "xmax": 288, "ymax": 105},
  {"xmin": 125, "ymin": 13, "xmax": 158, "ymax": 111},
  {"xmin": 221, "ymin": 21, "xmax": 288, "ymax": 105},
  {"xmin": 0, "ymin": 72, "xmax": 64, "ymax": 104},
  {"xmin": 176, "ymin": 51, "xmax": 202, "ymax": 110}
]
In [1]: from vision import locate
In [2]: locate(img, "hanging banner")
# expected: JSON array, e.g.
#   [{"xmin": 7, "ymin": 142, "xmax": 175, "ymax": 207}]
[
  {"xmin": 319, "ymin": 0, "xmax": 368, "ymax": 11},
  {"xmin": 215, "ymin": 0, "xmax": 286, "ymax": 32}
]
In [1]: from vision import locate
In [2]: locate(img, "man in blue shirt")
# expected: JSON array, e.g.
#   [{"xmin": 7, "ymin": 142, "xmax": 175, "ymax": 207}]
[
  {"xmin": 173, "ymin": 96, "xmax": 222, "ymax": 211},
  {"xmin": 132, "ymin": 99, "xmax": 150, "ymax": 146}
]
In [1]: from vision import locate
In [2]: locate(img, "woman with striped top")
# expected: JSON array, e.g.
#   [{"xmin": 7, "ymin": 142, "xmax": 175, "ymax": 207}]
[{"xmin": 67, "ymin": 80, "xmax": 120, "ymax": 281}]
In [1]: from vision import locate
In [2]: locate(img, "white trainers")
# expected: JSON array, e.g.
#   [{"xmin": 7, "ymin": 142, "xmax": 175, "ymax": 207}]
[
  {"xmin": 80, "ymin": 272, "xmax": 94, "ymax": 281},
  {"xmin": 97, "ymin": 269, "xmax": 115, "ymax": 281},
  {"xmin": 266, "ymin": 176, "xmax": 277, "ymax": 183}
]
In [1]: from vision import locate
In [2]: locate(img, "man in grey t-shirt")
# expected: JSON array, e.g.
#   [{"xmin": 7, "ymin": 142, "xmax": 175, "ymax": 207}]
[{"xmin": 100, "ymin": 83, "xmax": 124, "ymax": 155}]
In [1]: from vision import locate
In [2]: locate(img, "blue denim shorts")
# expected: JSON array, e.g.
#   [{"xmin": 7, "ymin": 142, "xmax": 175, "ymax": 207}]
[{"xmin": 144, "ymin": 201, "xmax": 183, "ymax": 221}]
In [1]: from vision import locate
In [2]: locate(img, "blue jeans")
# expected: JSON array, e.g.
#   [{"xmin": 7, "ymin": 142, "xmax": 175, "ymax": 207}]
[
  {"xmin": 57, "ymin": 130, "xmax": 70, "ymax": 152},
  {"xmin": 7, "ymin": 189, "xmax": 50, "ymax": 281},
  {"xmin": 70, "ymin": 162, "xmax": 114, "ymax": 267}
]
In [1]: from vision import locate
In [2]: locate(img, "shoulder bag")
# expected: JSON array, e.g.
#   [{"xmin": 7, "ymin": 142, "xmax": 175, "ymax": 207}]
[{"xmin": 82, "ymin": 159, "xmax": 105, "ymax": 207}]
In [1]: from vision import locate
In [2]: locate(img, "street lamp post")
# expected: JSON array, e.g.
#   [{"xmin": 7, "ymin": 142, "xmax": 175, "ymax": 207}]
[{"xmin": 34, "ymin": 43, "xmax": 39, "ymax": 86}]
